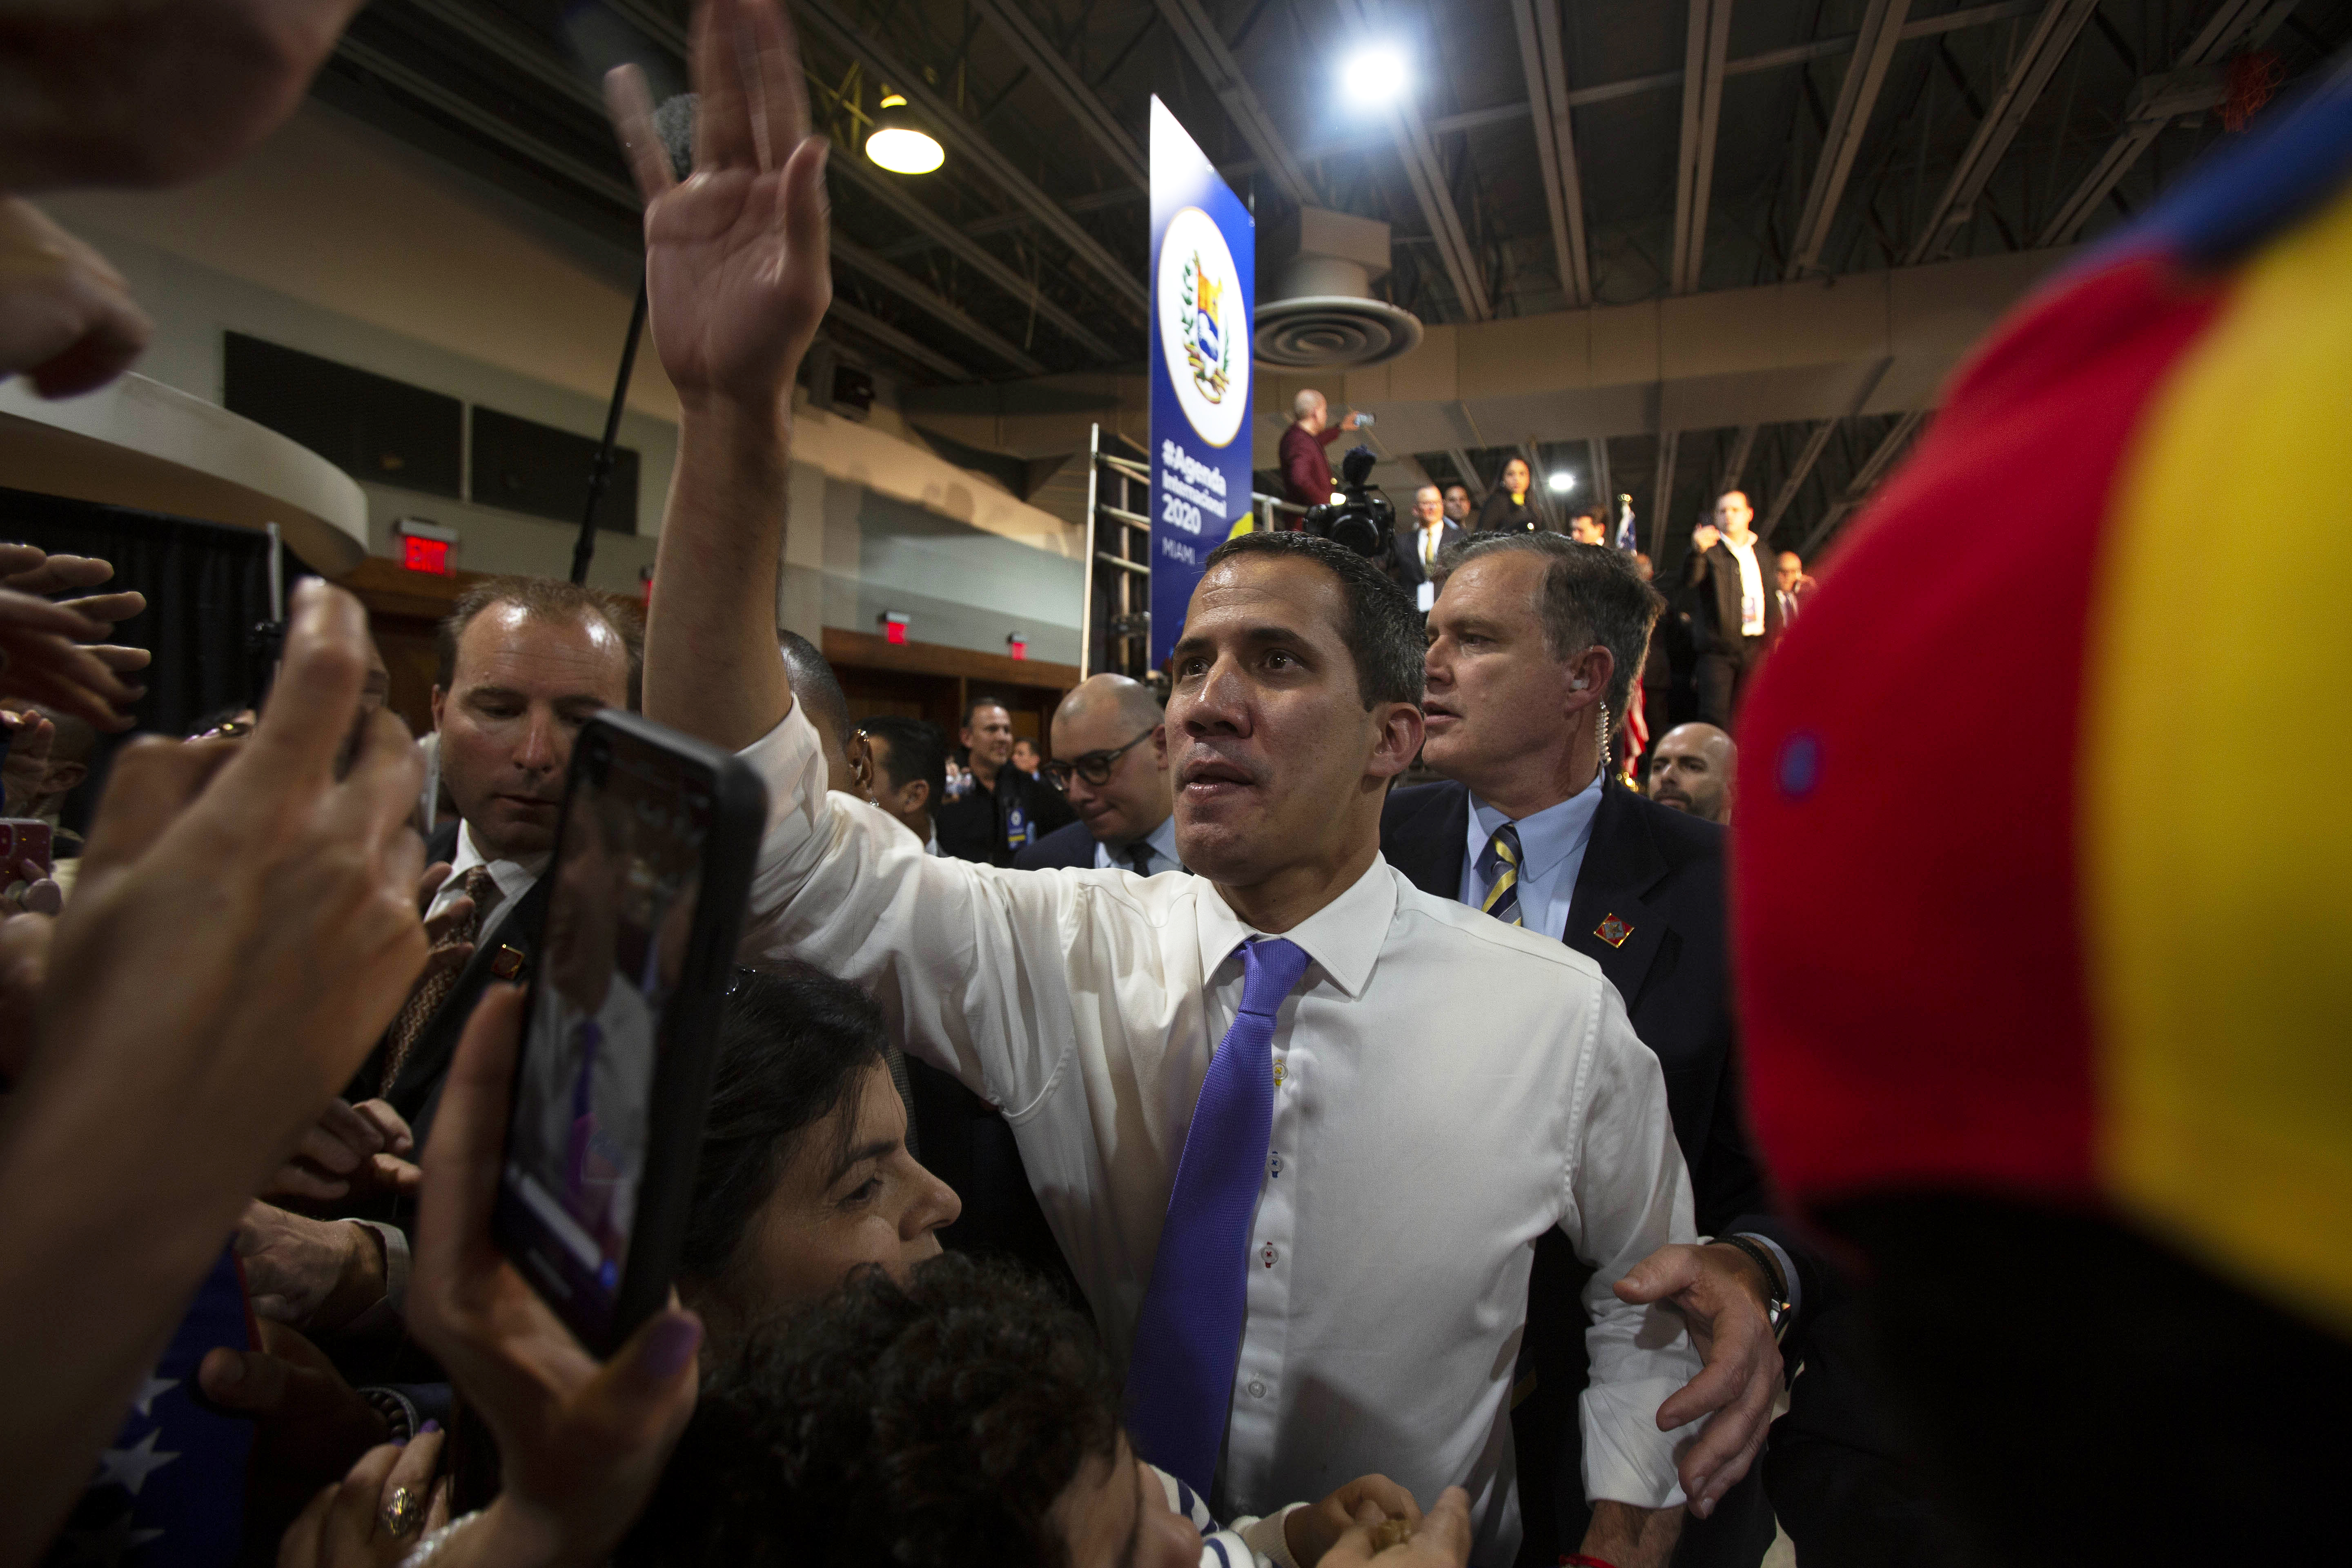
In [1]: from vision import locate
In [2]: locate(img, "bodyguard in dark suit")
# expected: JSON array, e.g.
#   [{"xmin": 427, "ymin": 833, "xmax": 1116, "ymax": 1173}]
[
  {"xmin": 1680, "ymin": 489, "xmax": 1784, "ymax": 728},
  {"xmin": 1386, "ymin": 532, "xmax": 1797, "ymax": 1567}
]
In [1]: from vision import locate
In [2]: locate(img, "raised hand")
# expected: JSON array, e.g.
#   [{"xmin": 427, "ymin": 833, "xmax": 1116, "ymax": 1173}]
[
  {"xmin": 1613, "ymin": 1241, "xmax": 1783, "ymax": 1518},
  {"xmin": 0, "ymin": 199, "xmax": 152, "ymax": 395},
  {"xmin": 605, "ymin": 0, "xmax": 830, "ymax": 411}
]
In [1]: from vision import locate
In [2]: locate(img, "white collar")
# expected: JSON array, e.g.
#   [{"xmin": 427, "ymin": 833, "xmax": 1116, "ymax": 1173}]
[{"xmin": 1193, "ymin": 853, "xmax": 1396, "ymax": 1001}]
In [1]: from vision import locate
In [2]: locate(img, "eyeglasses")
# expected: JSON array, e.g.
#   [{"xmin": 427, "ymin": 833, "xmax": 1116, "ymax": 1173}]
[{"xmin": 1046, "ymin": 728, "xmax": 1154, "ymax": 790}]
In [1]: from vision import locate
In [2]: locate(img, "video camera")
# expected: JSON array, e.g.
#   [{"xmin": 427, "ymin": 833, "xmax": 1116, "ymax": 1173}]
[{"xmin": 1301, "ymin": 445, "xmax": 1393, "ymax": 559}]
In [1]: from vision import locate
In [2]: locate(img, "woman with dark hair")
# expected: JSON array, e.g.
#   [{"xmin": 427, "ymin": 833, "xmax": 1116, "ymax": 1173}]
[{"xmin": 677, "ymin": 962, "xmax": 962, "ymax": 1339}]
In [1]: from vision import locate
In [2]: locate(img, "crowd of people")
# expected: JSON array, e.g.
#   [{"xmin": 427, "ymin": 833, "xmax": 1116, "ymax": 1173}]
[{"xmin": 2, "ymin": 3, "xmax": 2345, "ymax": 1568}]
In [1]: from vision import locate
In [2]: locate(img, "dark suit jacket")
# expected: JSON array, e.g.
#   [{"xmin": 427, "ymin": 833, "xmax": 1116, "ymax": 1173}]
[
  {"xmin": 1012, "ymin": 817, "xmax": 1099, "ymax": 871},
  {"xmin": 1383, "ymin": 779, "xmax": 1808, "ymax": 1566},
  {"xmin": 1474, "ymin": 490, "xmax": 1540, "ymax": 532},
  {"xmin": 1387, "ymin": 521, "xmax": 1465, "ymax": 589},
  {"xmin": 348, "ymin": 820, "xmax": 548, "ymax": 1146},
  {"xmin": 1683, "ymin": 538, "xmax": 1785, "ymax": 655}
]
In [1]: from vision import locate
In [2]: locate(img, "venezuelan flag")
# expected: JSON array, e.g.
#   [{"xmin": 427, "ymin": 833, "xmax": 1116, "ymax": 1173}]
[{"xmin": 1735, "ymin": 69, "xmax": 2352, "ymax": 1338}]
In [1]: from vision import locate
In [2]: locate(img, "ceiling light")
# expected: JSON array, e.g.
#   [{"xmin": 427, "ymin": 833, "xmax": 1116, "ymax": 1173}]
[
  {"xmin": 866, "ymin": 90, "xmax": 943, "ymax": 175},
  {"xmin": 1341, "ymin": 45, "xmax": 1409, "ymax": 107},
  {"xmin": 1547, "ymin": 471, "xmax": 1576, "ymax": 493}
]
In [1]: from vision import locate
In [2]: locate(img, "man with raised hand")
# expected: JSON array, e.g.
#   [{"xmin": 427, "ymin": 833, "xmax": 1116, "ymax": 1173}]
[{"xmin": 610, "ymin": 7, "xmax": 1767, "ymax": 1562}]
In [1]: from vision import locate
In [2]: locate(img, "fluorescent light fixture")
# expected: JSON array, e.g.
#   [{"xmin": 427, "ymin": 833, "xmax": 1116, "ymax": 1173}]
[
  {"xmin": 866, "ymin": 91, "xmax": 944, "ymax": 174},
  {"xmin": 1342, "ymin": 44, "xmax": 1409, "ymax": 107},
  {"xmin": 1547, "ymin": 471, "xmax": 1576, "ymax": 494}
]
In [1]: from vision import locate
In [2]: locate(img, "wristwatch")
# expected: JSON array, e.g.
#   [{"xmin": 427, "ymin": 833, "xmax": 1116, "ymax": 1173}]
[{"xmin": 1714, "ymin": 1234, "xmax": 1794, "ymax": 1345}]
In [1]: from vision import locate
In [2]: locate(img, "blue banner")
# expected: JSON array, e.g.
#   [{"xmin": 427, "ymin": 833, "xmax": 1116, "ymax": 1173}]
[{"xmin": 1148, "ymin": 97, "xmax": 1254, "ymax": 669}]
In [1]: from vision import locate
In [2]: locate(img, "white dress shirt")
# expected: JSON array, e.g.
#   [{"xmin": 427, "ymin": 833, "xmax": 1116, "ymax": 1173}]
[
  {"xmin": 1458, "ymin": 775, "xmax": 1604, "ymax": 941},
  {"xmin": 1728, "ymin": 538, "xmax": 1767, "ymax": 637},
  {"xmin": 739, "ymin": 704, "xmax": 1702, "ymax": 1564},
  {"xmin": 430, "ymin": 820, "xmax": 543, "ymax": 942},
  {"xmin": 1091, "ymin": 812, "xmax": 1182, "ymax": 877}
]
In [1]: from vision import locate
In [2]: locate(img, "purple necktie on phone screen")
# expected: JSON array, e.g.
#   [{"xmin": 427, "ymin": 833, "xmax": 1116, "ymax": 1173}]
[
  {"xmin": 1125, "ymin": 936, "xmax": 1311, "ymax": 1495},
  {"xmin": 564, "ymin": 1016, "xmax": 602, "ymax": 1204}
]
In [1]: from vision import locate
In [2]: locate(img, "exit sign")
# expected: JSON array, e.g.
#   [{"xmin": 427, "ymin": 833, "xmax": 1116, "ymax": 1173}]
[
  {"xmin": 402, "ymin": 534, "xmax": 451, "ymax": 574},
  {"xmin": 880, "ymin": 610, "xmax": 911, "ymax": 646}
]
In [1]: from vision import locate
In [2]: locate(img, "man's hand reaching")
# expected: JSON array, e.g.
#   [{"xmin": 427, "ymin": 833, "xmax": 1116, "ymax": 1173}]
[
  {"xmin": 1613, "ymin": 1241, "xmax": 1783, "ymax": 1519},
  {"xmin": 605, "ymin": 0, "xmax": 830, "ymax": 412}
]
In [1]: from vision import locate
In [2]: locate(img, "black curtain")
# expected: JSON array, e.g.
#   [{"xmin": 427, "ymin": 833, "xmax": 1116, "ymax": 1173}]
[{"xmin": 0, "ymin": 487, "xmax": 312, "ymax": 834}]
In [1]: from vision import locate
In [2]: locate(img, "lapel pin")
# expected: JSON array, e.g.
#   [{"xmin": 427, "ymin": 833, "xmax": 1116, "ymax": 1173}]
[
  {"xmin": 489, "ymin": 944, "xmax": 528, "ymax": 980},
  {"xmin": 1594, "ymin": 914, "xmax": 1634, "ymax": 949}
]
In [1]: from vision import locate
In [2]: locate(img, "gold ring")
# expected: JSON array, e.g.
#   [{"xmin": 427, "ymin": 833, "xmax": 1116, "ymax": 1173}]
[{"xmin": 382, "ymin": 1484, "xmax": 423, "ymax": 1536}]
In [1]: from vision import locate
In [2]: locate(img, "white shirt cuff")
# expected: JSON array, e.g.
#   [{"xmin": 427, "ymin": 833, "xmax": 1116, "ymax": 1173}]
[
  {"xmin": 1238, "ymin": 1504, "xmax": 1305, "ymax": 1568},
  {"xmin": 352, "ymin": 1220, "xmax": 411, "ymax": 1312},
  {"xmin": 1580, "ymin": 1376, "xmax": 1695, "ymax": 1509}
]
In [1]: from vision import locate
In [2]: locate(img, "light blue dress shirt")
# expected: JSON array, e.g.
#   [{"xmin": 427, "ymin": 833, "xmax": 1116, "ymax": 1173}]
[
  {"xmin": 1092, "ymin": 812, "xmax": 1183, "ymax": 876},
  {"xmin": 1458, "ymin": 773, "xmax": 1605, "ymax": 941}
]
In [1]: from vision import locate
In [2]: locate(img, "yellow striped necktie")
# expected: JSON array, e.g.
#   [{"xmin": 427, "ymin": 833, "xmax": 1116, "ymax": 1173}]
[{"xmin": 1477, "ymin": 823, "xmax": 1523, "ymax": 927}]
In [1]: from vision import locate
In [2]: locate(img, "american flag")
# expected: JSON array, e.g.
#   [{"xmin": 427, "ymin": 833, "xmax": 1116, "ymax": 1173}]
[{"xmin": 47, "ymin": 1245, "xmax": 254, "ymax": 1568}]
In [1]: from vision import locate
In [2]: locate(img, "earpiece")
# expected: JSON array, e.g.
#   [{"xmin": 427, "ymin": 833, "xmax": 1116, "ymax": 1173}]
[{"xmin": 1573, "ymin": 677, "xmax": 1588, "ymax": 689}]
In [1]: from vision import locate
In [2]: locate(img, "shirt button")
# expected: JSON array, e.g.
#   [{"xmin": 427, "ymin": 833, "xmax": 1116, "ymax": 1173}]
[
  {"xmin": 1261, "ymin": 1243, "xmax": 1277, "ymax": 1267},
  {"xmin": 1268, "ymin": 1152, "xmax": 1284, "ymax": 1178},
  {"xmin": 1247, "ymin": 1379, "xmax": 1267, "ymax": 1399},
  {"xmin": 1272, "ymin": 1058, "xmax": 1286, "ymax": 1087}
]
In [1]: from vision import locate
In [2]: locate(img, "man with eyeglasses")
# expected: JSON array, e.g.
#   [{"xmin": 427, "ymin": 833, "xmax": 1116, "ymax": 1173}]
[{"xmin": 1015, "ymin": 674, "xmax": 1178, "ymax": 876}]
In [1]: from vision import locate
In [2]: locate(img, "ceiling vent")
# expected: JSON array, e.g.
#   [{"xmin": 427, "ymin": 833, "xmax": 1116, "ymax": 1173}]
[{"xmin": 1253, "ymin": 207, "xmax": 1424, "ymax": 370}]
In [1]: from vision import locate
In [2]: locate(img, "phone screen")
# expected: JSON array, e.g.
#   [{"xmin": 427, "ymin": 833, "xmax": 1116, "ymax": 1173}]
[{"xmin": 496, "ymin": 727, "xmax": 713, "ymax": 1347}]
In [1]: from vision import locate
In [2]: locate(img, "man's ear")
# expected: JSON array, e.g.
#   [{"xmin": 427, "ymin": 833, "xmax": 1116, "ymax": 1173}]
[
  {"xmin": 1566, "ymin": 646, "xmax": 1615, "ymax": 716},
  {"xmin": 1366, "ymin": 701, "xmax": 1425, "ymax": 782},
  {"xmin": 430, "ymin": 684, "xmax": 447, "ymax": 735},
  {"xmin": 904, "ymin": 779, "xmax": 930, "ymax": 813},
  {"xmin": 1151, "ymin": 722, "xmax": 1169, "ymax": 770},
  {"xmin": 43, "ymin": 761, "xmax": 87, "ymax": 795}
]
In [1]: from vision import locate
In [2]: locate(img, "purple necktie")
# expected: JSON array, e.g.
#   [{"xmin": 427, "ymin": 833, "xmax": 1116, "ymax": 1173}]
[{"xmin": 1125, "ymin": 936, "xmax": 1312, "ymax": 1495}]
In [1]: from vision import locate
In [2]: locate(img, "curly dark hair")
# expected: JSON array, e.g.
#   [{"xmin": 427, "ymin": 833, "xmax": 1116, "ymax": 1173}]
[{"xmin": 619, "ymin": 1253, "xmax": 1122, "ymax": 1568}]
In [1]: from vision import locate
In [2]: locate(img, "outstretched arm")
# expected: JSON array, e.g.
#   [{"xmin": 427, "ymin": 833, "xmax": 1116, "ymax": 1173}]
[{"xmin": 610, "ymin": 0, "xmax": 831, "ymax": 751}]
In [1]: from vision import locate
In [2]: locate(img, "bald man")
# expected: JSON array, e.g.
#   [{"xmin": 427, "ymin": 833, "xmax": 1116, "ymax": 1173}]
[
  {"xmin": 1388, "ymin": 483, "xmax": 1465, "ymax": 612},
  {"xmin": 1013, "ymin": 675, "xmax": 1177, "ymax": 875},
  {"xmin": 1650, "ymin": 723, "xmax": 1736, "ymax": 824},
  {"xmin": 1278, "ymin": 388, "xmax": 1361, "ymax": 512}
]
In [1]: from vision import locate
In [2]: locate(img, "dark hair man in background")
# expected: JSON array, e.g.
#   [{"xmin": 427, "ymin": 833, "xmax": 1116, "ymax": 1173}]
[
  {"xmin": 241, "ymin": 576, "xmax": 640, "ymax": 1348},
  {"xmin": 1277, "ymin": 388, "xmax": 1361, "ymax": 512},
  {"xmin": 1441, "ymin": 481, "xmax": 1474, "ymax": 526},
  {"xmin": 933, "ymin": 696, "xmax": 1073, "ymax": 866},
  {"xmin": 1682, "ymin": 489, "xmax": 1782, "ymax": 726},
  {"xmin": 1015, "ymin": 674, "xmax": 1175, "ymax": 876},
  {"xmin": 1382, "ymin": 532, "xmax": 1798, "ymax": 1567},
  {"xmin": 858, "ymin": 715, "xmax": 947, "ymax": 854},
  {"xmin": 1650, "ymin": 723, "xmax": 1737, "ymax": 824},
  {"xmin": 1475, "ymin": 456, "xmax": 1538, "ymax": 532}
]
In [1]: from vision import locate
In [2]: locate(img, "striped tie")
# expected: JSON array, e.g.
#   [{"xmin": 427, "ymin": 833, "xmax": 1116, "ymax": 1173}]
[{"xmin": 1477, "ymin": 824, "xmax": 1523, "ymax": 927}]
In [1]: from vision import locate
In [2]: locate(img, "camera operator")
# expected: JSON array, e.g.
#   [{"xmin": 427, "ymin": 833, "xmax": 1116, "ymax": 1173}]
[{"xmin": 1279, "ymin": 389, "xmax": 1363, "ymax": 511}]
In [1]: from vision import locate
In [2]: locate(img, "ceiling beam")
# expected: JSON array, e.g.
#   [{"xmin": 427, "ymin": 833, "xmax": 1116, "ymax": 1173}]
[
  {"xmin": 830, "ymin": 235, "xmax": 1049, "ymax": 376},
  {"xmin": 966, "ymin": 0, "xmax": 1147, "ymax": 189},
  {"xmin": 1669, "ymin": 0, "xmax": 1734, "ymax": 296},
  {"xmin": 1648, "ymin": 428, "xmax": 1682, "ymax": 560},
  {"xmin": 1334, "ymin": 0, "xmax": 1491, "ymax": 321},
  {"xmin": 1904, "ymin": 0, "xmax": 2103, "ymax": 265},
  {"xmin": 1719, "ymin": 424, "xmax": 1758, "ymax": 490},
  {"xmin": 2036, "ymin": 0, "xmax": 2296, "ymax": 246},
  {"xmin": 1590, "ymin": 436, "xmax": 1614, "ymax": 516},
  {"xmin": 1153, "ymin": 0, "xmax": 1319, "ymax": 206},
  {"xmin": 1448, "ymin": 447, "xmax": 1484, "ymax": 498},
  {"xmin": 1787, "ymin": 0, "xmax": 1911, "ymax": 279},
  {"xmin": 827, "ymin": 299, "xmax": 975, "ymax": 381},
  {"xmin": 831, "ymin": 153, "xmax": 1124, "ymax": 363},
  {"xmin": 793, "ymin": 0, "xmax": 1145, "ymax": 313},
  {"xmin": 1759, "ymin": 419, "xmax": 1839, "ymax": 539},
  {"xmin": 1799, "ymin": 407, "xmax": 1928, "ymax": 552},
  {"xmin": 1512, "ymin": 0, "xmax": 1592, "ymax": 306}
]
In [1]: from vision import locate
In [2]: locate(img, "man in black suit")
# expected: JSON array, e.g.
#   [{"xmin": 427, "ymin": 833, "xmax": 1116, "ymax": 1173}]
[
  {"xmin": 1382, "ymin": 533, "xmax": 1797, "ymax": 1568},
  {"xmin": 236, "ymin": 579, "xmax": 640, "ymax": 1343},
  {"xmin": 1386, "ymin": 482, "xmax": 1464, "ymax": 615},
  {"xmin": 1680, "ymin": 488, "xmax": 1782, "ymax": 728},
  {"xmin": 931, "ymin": 696, "xmax": 1075, "ymax": 865},
  {"xmin": 1013, "ymin": 674, "xmax": 1177, "ymax": 876}
]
